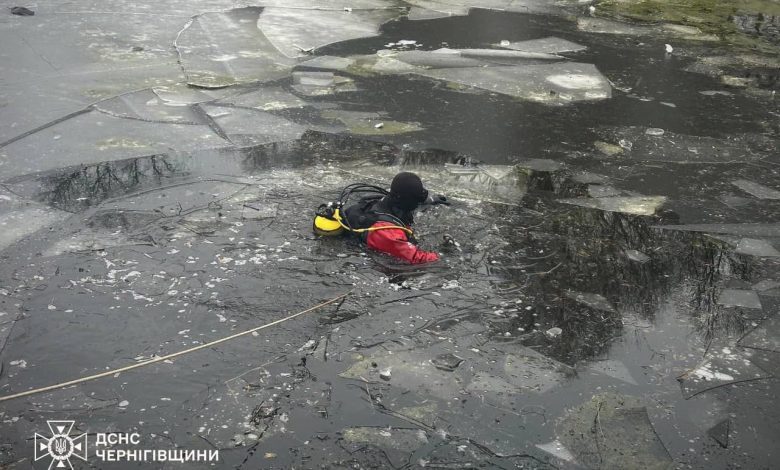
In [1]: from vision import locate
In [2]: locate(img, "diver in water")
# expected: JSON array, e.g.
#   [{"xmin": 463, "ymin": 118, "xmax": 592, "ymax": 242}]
[{"xmin": 313, "ymin": 172, "xmax": 449, "ymax": 264}]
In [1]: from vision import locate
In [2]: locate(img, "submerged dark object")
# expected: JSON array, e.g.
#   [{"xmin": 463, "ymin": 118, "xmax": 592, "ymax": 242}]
[
  {"xmin": 10, "ymin": 6, "xmax": 35, "ymax": 16},
  {"xmin": 432, "ymin": 353, "xmax": 463, "ymax": 372},
  {"xmin": 708, "ymin": 419, "xmax": 730, "ymax": 448}
]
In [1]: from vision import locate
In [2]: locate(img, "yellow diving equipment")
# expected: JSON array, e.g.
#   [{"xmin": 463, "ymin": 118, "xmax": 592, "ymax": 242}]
[{"xmin": 313, "ymin": 203, "xmax": 345, "ymax": 236}]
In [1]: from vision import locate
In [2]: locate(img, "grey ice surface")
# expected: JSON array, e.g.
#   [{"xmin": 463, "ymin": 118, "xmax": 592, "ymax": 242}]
[
  {"xmin": 201, "ymin": 105, "xmax": 308, "ymax": 147},
  {"xmin": 732, "ymin": 179, "xmax": 780, "ymax": 200},
  {"xmin": 735, "ymin": 238, "xmax": 780, "ymax": 257},
  {"xmin": 175, "ymin": 8, "xmax": 296, "ymax": 88},
  {"xmin": 404, "ymin": 0, "xmax": 470, "ymax": 16},
  {"xmin": 0, "ymin": 111, "xmax": 228, "ymax": 179},
  {"xmin": 717, "ymin": 289, "xmax": 762, "ymax": 309},
  {"xmin": 407, "ymin": 6, "xmax": 463, "ymax": 20},
  {"xmin": 259, "ymin": 7, "xmax": 401, "ymax": 58}
]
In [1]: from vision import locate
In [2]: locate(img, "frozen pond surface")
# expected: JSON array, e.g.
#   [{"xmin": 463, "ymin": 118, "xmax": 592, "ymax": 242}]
[{"xmin": 1, "ymin": 1, "xmax": 780, "ymax": 469}]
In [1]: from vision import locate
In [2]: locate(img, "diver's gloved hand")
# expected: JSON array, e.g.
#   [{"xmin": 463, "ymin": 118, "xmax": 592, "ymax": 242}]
[{"xmin": 426, "ymin": 194, "xmax": 450, "ymax": 206}]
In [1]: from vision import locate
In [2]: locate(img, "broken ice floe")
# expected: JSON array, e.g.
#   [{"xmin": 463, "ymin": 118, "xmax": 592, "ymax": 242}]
[
  {"xmin": 404, "ymin": 1, "xmax": 470, "ymax": 18},
  {"xmin": 297, "ymin": 55, "xmax": 357, "ymax": 72},
  {"xmin": 415, "ymin": 62, "xmax": 611, "ymax": 103},
  {"xmin": 496, "ymin": 37, "xmax": 586, "ymax": 54},
  {"xmin": 0, "ymin": 189, "xmax": 69, "ymax": 252},
  {"xmin": 405, "ymin": 0, "xmax": 560, "ymax": 16},
  {"xmin": 587, "ymin": 185, "xmax": 623, "ymax": 198},
  {"xmin": 93, "ymin": 89, "xmax": 204, "ymax": 124},
  {"xmin": 735, "ymin": 238, "xmax": 780, "ymax": 257},
  {"xmin": 175, "ymin": 8, "xmax": 296, "ymax": 88},
  {"xmin": 577, "ymin": 17, "xmax": 718, "ymax": 40},
  {"xmin": 215, "ymin": 87, "xmax": 308, "ymax": 111},
  {"xmin": 739, "ymin": 316, "xmax": 780, "ymax": 353},
  {"xmin": 441, "ymin": 48, "xmax": 563, "ymax": 62},
  {"xmin": 731, "ymin": 179, "xmax": 780, "ymax": 200},
  {"xmin": 201, "ymin": 105, "xmax": 307, "ymax": 147},
  {"xmin": 500, "ymin": 351, "xmax": 575, "ymax": 393},
  {"xmin": 559, "ymin": 196, "xmax": 666, "ymax": 216},
  {"xmin": 753, "ymin": 279, "xmax": 780, "ymax": 292},
  {"xmin": 291, "ymin": 71, "xmax": 357, "ymax": 96},
  {"xmin": 152, "ymin": 85, "xmax": 226, "ymax": 106},
  {"xmin": 340, "ymin": 346, "xmax": 571, "ymax": 402},
  {"xmin": 656, "ymin": 223, "xmax": 780, "ymax": 237},
  {"xmin": 387, "ymin": 49, "xmax": 488, "ymax": 68},
  {"xmin": 258, "ymin": 7, "xmax": 400, "ymax": 59},
  {"xmin": 349, "ymin": 49, "xmax": 610, "ymax": 104},
  {"xmin": 707, "ymin": 419, "xmax": 730, "ymax": 448},
  {"xmin": 678, "ymin": 350, "xmax": 770, "ymax": 398},
  {"xmin": 535, "ymin": 440, "xmax": 577, "ymax": 463},
  {"xmin": 558, "ymin": 393, "xmax": 672, "ymax": 470},
  {"xmin": 440, "ymin": 161, "xmax": 527, "ymax": 202},
  {"xmin": 716, "ymin": 289, "xmax": 762, "ymax": 309},
  {"xmin": 322, "ymin": 110, "xmax": 422, "ymax": 135},
  {"xmin": 342, "ymin": 427, "xmax": 428, "ymax": 467},
  {"xmin": 407, "ymin": 6, "xmax": 464, "ymax": 20}
]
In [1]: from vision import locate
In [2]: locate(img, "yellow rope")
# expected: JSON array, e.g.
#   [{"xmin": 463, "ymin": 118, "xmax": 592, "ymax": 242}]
[
  {"xmin": 335, "ymin": 212, "xmax": 414, "ymax": 236},
  {"xmin": 0, "ymin": 292, "xmax": 349, "ymax": 402}
]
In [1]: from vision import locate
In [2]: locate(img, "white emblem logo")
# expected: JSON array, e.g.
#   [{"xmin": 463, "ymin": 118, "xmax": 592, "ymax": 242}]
[{"xmin": 34, "ymin": 421, "xmax": 88, "ymax": 469}]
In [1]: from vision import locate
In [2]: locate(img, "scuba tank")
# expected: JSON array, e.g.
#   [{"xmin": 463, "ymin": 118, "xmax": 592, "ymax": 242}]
[
  {"xmin": 312, "ymin": 183, "xmax": 413, "ymax": 237},
  {"xmin": 313, "ymin": 201, "xmax": 345, "ymax": 236}
]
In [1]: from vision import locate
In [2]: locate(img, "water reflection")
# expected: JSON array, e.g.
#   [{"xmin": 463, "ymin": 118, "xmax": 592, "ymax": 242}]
[
  {"xmin": 19, "ymin": 154, "xmax": 184, "ymax": 212},
  {"xmin": 489, "ymin": 203, "xmax": 756, "ymax": 364}
]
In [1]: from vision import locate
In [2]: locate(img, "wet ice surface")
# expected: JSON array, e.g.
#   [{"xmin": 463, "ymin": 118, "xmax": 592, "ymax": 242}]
[{"xmin": 1, "ymin": 2, "xmax": 780, "ymax": 469}]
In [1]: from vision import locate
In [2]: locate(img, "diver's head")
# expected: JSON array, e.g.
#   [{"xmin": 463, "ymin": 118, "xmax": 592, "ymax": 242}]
[{"xmin": 389, "ymin": 172, "xmax": 428, "ymax": 211}]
